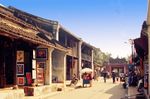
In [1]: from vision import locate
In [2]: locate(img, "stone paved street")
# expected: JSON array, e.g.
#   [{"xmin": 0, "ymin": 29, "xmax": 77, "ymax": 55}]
[{"xmin": 35, "ymin": 78, "xmax": 126, "ymax": 99}]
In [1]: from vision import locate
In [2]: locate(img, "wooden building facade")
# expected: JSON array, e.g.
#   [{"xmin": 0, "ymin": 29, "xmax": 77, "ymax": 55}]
[
  {"xmin": 0, "ymin": 5, "xmax": 67, "ymax": 90},
  {"xmin": 0, "ymin": 5, "xmax": 94, "ymax": 98}
]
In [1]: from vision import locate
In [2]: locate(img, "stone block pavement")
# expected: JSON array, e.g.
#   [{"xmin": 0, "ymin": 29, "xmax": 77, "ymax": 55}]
[
  {"xmin": 24, "ymin": 77, "xmax": 127, "ymax": 99},
  {"xmin": 128, "ymin": 87, "xmax": 139, "ymax": 96}
]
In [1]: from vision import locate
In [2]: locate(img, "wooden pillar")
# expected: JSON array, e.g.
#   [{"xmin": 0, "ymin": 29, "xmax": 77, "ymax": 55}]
[
  {"xmin": 13, "ymin": 42, "xmax": 17, "ymax": 86},
  {"xmin": 78, "ymin": 41, "xmax": 82, "ymax": 80}
]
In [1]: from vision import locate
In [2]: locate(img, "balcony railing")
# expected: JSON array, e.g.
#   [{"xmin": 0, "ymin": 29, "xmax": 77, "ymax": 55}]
[
  {"xmin": 82, "ymin": 53, "xmax": 92, "ymax": 61},
  {"xmin": 67, "ymin": 47, "xmax": 78, "ymax": 57}
]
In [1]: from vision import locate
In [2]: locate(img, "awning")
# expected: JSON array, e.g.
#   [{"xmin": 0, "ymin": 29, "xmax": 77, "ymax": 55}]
[{"xmin": 134, "ymin": 36, "xmax": 148, "ymax": 57}]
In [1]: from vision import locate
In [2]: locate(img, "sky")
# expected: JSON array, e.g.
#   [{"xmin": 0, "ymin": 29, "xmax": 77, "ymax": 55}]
[{"xmin": 0, "ymin": 0, "xmax": 148, "ymax": 58}]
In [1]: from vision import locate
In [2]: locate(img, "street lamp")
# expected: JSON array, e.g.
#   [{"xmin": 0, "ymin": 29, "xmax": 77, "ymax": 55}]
[
  {"xmin": 124, "ymin": 39, "xmax": 134, "ymax": 61},
  {"xmin": 128, "ymin": 39, "xmax": 134, "ymax": 64}
]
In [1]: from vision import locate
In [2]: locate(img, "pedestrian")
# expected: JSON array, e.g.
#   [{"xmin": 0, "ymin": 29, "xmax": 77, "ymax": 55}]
[
  {"xmin": 112, "ymin": 71, "xmax": 116, "ymax": 83},
  {"xmin": 93, "ymin": 70, "xmax": 98, "ymax": 81},
  {"xmin": 88, "ymin": 72, "xmax": 93, "ymax": 87},
  {"xmin": 102, "ymin": 68, "xmax": 107, "ymax": 83},
  {"xmin": 70, "ymin": 74, "xmax": 78, "ymax": 86}
]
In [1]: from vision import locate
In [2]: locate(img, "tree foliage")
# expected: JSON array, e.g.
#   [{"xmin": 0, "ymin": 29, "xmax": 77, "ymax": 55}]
[{"xmin": 93, "ymin": 48, "xmax": 111, "ymax": 66}]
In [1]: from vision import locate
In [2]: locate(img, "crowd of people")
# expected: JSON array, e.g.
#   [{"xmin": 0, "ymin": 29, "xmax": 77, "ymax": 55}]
[
  {"xmin": 101, "ymin": 68, "xmax": 118, "ymax": 83},
  {"xmin": 69, "ymin": 67, "xmax": 145, "ymax": 92}
]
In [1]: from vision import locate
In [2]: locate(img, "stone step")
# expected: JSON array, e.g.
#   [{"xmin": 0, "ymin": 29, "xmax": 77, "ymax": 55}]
[
  {"xmin": 24, "ymin": 84, "xmax": 65, "ymax": 96},
  {"xmin": 0, "ymin": 89, "xmax": 24, "ymax": 99}
]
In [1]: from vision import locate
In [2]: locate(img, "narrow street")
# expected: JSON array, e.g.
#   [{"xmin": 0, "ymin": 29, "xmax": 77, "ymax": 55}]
[
  {"xmin": 44, "ymin": 78, "xmax": 126, "ymax": 99},
  {"xmin": 1, "ymin": 1, "xmax": 148, "ymax": 99}
]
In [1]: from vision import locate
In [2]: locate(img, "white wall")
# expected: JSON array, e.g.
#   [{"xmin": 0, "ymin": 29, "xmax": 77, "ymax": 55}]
[{"xmin": 52, "ymin": 50, "xmax": 66, "ymax": 83}]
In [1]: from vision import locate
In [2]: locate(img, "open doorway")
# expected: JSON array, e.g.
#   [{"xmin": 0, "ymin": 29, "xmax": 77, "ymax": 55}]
[
  {"xmin": 66, "ymin": 56, "xmax": 72, "ymax": 80},
  {"xmin": 0, "ymin": 37, "xmax": 15, "ymax": 88}
]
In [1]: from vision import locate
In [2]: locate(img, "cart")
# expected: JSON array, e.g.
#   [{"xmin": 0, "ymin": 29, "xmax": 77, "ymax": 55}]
[
  {"xmin": 82, "ymin": 73, "xmax": 92, "ymax": 87},
  {"xmin": 81, "ymin": 68, "xmax": 93, "ymax": 87},
  {"xmin": 83, "ymin": 79, "xmax": 90, "ymax": 87}
]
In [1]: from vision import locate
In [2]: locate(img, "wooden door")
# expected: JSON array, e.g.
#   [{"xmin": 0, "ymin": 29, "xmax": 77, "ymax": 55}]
[{"xmin": 0, "ymin": 53, "xmax": 6, "ymax": 88}]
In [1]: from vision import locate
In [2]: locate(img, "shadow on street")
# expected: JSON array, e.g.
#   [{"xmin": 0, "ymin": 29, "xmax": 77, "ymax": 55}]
[{"xmin": 105, "ymin": 83, "xmax": 126, "ymax": 99}]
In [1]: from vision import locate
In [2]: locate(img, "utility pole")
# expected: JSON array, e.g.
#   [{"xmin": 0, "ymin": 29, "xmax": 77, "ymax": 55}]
[{"xmin": 128, "ymin": 39, "xmax": 134, "ymax": 66}]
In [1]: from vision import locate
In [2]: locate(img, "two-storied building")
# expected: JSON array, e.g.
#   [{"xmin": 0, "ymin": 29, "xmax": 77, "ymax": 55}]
[{"xmin": 0, "ymin": 4, "xmax": 94, "ymax": 98}]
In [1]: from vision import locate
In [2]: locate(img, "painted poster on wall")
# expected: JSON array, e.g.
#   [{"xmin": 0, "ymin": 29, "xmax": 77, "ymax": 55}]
[
  {"xmin": 36, "ymin": 48, "xmax": 48, "ymax": 60},
  {"xmin": 37, "ymin": 62, "xmax": 46, "ymax": 68},
  {"xmin": 37, "ymin": 68, "xmax": 44, "ymax": 85},
  {"xmin": 16, "ymin": 64, "xmax": 24, "ymax": 75},
  {"xmin": 16, "ymin": 51, "xmax": 24, "ymax": 62},
  {"xmin": 17, "ymin": 77, "xmax": 24, "ymax": 85}
]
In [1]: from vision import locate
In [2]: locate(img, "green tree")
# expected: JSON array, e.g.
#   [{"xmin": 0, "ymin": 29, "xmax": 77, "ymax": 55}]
[{"xmin": 93, "ymin": 48, "xmax": 111, "ymax": 66}]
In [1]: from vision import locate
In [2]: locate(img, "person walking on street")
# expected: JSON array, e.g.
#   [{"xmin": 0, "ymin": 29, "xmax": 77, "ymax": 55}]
[
  {"xmin": 102, "ymin": 68, "xmax": 107, "ymax": 83},
  {"xmin": 112, "ymin": 71, "xmax": 116, "ymax": 83},
  {"xmin": 94, "ymin": 70, "xmax": 98, "ymax": 81}
]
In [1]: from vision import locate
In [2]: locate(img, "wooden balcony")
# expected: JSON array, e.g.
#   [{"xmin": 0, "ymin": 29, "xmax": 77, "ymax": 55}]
[
  {"xmin": 67, "ymin": 47, "xmax": 78, "ymax": 57},
  {"xmin": 82, "ymin": 53, "xmax": 92, "ymax": 61}
]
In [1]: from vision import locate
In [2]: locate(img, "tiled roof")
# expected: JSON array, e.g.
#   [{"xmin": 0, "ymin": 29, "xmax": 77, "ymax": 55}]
[
  {"xmin": 109, "ymin": 57, "xmax": 127, "ymax": 64},
  {"xmin": 0, "ymin": 5, "xmax": 67, "ymax": 52},
  {"xmin": 0, "ymin": 17, "xmax": 53, "ymax": 47}
]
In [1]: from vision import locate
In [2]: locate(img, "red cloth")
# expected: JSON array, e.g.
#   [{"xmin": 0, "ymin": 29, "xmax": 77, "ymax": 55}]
[{"xmin": 26, "ymin": 72, "xmax": 32, "ymax": 85}]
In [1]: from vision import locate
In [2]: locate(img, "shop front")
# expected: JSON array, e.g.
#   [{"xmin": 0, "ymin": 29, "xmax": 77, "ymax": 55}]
[
  {"xmin": 0, "ymin": 5, "xmax": 68, "ymax": 98},
  {"xmin": 0, "ymin": 35, "xmax": 44, "ymax": 88},
  {"xmin": 66, "ymin": 56, "xmax": 78, "ymax": 80},
  {"xmin": 0, "ymin": 5, "xmax": 57, "ymax": 98}
]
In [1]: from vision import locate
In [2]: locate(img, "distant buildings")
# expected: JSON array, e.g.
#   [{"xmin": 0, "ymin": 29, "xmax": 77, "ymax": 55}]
[{"xmin": 105, "ymin": 57, "xmax": 128, "ymax": 77}]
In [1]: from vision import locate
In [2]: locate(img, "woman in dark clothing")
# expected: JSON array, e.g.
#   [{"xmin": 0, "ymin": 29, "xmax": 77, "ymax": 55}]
[
  {"xmin": 102, "ymin": 68, "xmax": 107, "ymax": 83},
  {"xmin": 112, "ymin": 71, "xmax": 116, "ymax": 83}
]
